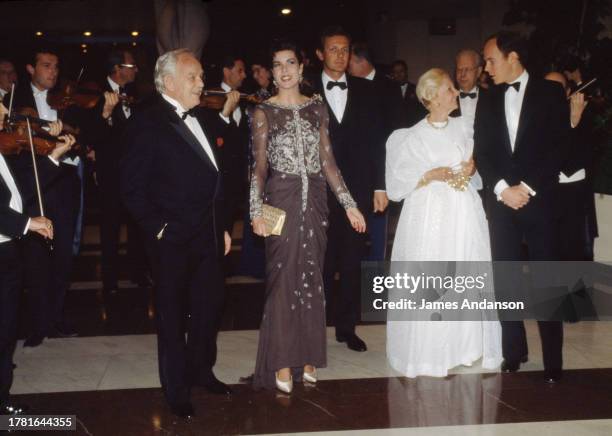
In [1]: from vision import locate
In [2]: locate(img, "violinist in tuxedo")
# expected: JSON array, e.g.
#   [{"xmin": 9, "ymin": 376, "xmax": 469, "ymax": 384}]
[
  {"xmin": 212, "ymin": 54, "xmax": 248, "ymax": 233},
  {"xmin": 0, "ymin": 103, "xmax": 74, "ymax": 415},
  {"xmin": 0, "ymin": 59, "xmax": 17, "ymax": 101},
  {"xmin": 120, "ymin": 49, "xmax": 234, "ymax": 419},
  {"xmin": 315, "ymin": 26, "xmax": 385, "ymax": 352},
  {"xmin": 91, "ymin": 49, "xmax": 149, "ymax": 294},
  {"xmin": 3, "ymin": 48, "xmax": 83, "ymax": 346},
  {"xmin": 474, "ymin": 31, "xmax": 570, "ymax": 383}
]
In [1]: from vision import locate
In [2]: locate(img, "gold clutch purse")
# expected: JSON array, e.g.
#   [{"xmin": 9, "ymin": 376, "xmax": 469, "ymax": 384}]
[{"xmin": 262, "ymin": 204, "xmax": 286, "ymax": 236}]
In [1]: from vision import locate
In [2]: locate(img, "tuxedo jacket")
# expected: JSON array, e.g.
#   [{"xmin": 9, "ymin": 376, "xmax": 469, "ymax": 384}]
[
  {"xmin": 474, "ymin": 77, "xmax": 570, "ymax": 220},
  {"xmin": 314, "ymin": 74, "xmax": 386, "ymax": 211},
  {"xmin": 89, "ymin": 80, "xmax": 135, "ymax": 177},
  {"xmin": 0, "ymin": 155, "xmax": 61, "ymax": 238},
  {"xmin": 401, "ymin": 81, "xmax": 427, "ymax": 128},
  {"xmin": 120, "ymin": 95, "xmax": 230, "ymax": 255},
  {"xmin": 370, "ymin": 71, "xmax": 407, "ymax": 134}
]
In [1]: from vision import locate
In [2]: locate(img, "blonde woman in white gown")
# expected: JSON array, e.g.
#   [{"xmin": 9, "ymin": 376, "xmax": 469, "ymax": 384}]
[{"xmin": 385, "ymin": 68, "xmax": 502, "ymax": 378}]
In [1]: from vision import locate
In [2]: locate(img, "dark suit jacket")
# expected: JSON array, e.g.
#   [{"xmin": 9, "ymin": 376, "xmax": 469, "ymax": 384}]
[
  {"xmin": 90, "ymin": 79, "xmax": 134, "ymax": 179},
  {"xmin": 314, "ymin": 74, "xmax": 386, "ymax": 211},
  {"xmin": 474, "ymin": 76, "xmax": 570, "ymax": 220},
  {"xmin": 120, "ymin": 95, "xmax": 229, "ymax": 256},
  {"xmin": 1, "ymin": 155, "xmax": 61, "ymax": 238},
  {"xmin": 400, "ymin": 81, "xmax": 427, "ymax": 128},
  {"xmin": 371, "ymin": 70, "xmax": 406, "ymax": 134},
  {"xmin": 0, "ymin": 165, "xmax": 29, "ymax": 239}
]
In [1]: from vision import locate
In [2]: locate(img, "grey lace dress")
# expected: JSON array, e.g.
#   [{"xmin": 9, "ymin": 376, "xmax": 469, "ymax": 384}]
[{"xmin": 249, "ymin": 95, "xmax": 357, "ymax": 389}]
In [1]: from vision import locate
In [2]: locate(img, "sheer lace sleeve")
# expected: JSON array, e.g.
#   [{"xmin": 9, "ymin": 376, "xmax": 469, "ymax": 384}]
[
  {"xmin": 249, "ymin": 106, "xmax": 269, "ymax": 219},
  {"xmin": 317, "ymin": 101, "xmax": 357, "ymax": 210}
]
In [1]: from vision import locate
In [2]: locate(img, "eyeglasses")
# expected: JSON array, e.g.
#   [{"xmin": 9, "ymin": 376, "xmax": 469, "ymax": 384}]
[
  {"xmin": 120, "ymin": 63, "xmax": 138, "ymax": 69},
  {"xmin": 456, "ymin": 67, "xmax": 479, "ymax": 75}
]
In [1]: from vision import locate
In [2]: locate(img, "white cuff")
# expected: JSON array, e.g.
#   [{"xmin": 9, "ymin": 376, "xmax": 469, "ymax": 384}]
[
  {"xmin": 23, "ymin": 218, "xmax": 31, "ymax": 235},
  {"xmin": 48, "ymin": 155, "xmax": 60, "ymax": 166},
  {"xmin": 374, "ymin": 190, "xmax": 386, "ymax": 193},
  {"xmin": 494, "ymin": 179, "xmax": 510, "ymax": 201},
  {"xmin": 219, "ymin": 113, "xmax": 231, "ymax": 124}
]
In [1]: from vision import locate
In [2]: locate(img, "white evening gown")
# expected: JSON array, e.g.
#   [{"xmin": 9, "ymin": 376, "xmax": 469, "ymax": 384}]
[{"xmin": 385, "ymin": 117, "xmax": 503, "ymax": 378}]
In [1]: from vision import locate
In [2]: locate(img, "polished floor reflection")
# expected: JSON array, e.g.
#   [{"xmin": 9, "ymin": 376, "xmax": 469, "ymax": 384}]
[{"xmin": 10, "ymin": 223, "xmax": 612, "ymax": 435}]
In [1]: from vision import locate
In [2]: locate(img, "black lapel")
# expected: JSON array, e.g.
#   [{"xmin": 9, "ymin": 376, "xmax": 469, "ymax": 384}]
[
  {"xmin": 497, "ymin": 88, "xmax": 513, "ymax": 155},
  {"xmin": 161, "ymin": 101, "xmax": 218, "ymax": 173},
  {"xmin": 513, "ymin": 78, "xmax": 536, "ymax": 154}
]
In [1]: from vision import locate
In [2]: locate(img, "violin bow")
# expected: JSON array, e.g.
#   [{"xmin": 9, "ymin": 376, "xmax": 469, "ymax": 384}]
[{"xmin": 25, "ymin": 117, "xmax": 53, "ymax": 250}]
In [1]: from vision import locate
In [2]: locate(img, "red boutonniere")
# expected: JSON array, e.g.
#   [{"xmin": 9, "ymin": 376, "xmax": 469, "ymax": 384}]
[{"xmin": 216, "ymin": 137, "xmax": 224, "ymax": 147}]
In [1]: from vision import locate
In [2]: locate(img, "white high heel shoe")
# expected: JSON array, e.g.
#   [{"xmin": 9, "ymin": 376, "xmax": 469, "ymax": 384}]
[
  {"xmin": 275, "ymin": 372, "xmax": 293, "ymax": 394},
  {"xmin": 303, "ymin": 368, "xmax": 317, "ymax": 383}
]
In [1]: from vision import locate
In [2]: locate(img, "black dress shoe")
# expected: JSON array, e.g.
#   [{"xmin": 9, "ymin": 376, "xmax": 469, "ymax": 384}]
[
  {"xmin": 23, "ymin": 335, "xmax": 44, "ymax": 347},
  {"xmin": 169, "ymin": 402, "xmax": 194, "ymax": 419},
  {"xmin": 336, "ymin": 333, "xmax": 367, "ymax": 352},
  {"xmin": 200, "ymin": 376, "xmax": 232, "ymax": 395},
  {"xmin": 1, "ymin": 403, "xmax": 29, "ymax": 415},
  {"xmin": 501, "ymin": 360, "xmax": 520, "ymax": 372},
  {"xmin": 48, "ymin": 322, "xmax": 78, "ymax": 338},
  {"xmin": 544, "ymin": 369, "xmax": 562, "ymax": 384}
]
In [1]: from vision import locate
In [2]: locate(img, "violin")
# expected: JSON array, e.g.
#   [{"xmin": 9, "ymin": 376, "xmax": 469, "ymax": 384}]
[
  {"xmin": 6, "ymin": 107, "xmax": 81, "ymax": 142},
  {"xmin": 0, "ymin": 130, "xmax": 57, "ymax": 155},
  {"xmin": 47, "ymin": 80, "xmax": 135, "ymax": 111},
  {"xmin": 199, "ymin": 90, "xmax": 263, "ymax": 110}
]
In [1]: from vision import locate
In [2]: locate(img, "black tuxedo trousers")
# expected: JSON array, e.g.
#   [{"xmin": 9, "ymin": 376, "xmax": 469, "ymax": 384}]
[{"xmin": 147, "ymin": 229, "xmax": 224, "ymax": 405}]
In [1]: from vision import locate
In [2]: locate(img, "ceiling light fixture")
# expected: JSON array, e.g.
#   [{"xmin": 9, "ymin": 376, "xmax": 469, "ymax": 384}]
[
  {"xmin": 35, "ymin": 31, "xmax": 43, "ymax": 36},
  {"xmin": 131, "ymin": 31, "xmax": 139, "ymax": 37},
  {"xmin": 83, "ymin": 31, "xmax": 92, "ymax": 36},
  {"xmin": 281, "ymin": 8, "xmax": 291, "ymax": 15}
]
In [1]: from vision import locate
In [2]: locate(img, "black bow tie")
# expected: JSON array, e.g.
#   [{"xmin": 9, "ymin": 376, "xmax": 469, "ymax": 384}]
[
  {"xmin": 326, "ymin": 81, "xmax": 347, "ymax": 91},
  {"xmin": 460, "ymin": 91, "xmax": 477, "ymax": 99},
  {"xmin": 181, "ymin": 108, "xmax": 196, "ymax": 120},
  {"xmin": 503, "ymin": 82, "xmax": 521, "ymax": 92}
]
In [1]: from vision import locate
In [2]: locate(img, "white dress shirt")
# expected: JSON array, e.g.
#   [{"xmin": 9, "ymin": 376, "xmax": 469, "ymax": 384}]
[
  {"xmin": 0, "ymin": 88, "xmax": 7, "ymax": 100},
  {"xmin": 322, "ymin": 71, "xmax": 348, "ymax": 122},
  {"xmin": 162, "ymin": 94, "xmax": 218, "ymax": 170},
  {"xmin": 400, "ymin": 83, "xmax": 407, "ymax": 98},
  {"xmin": 107, "ymin": 76, "xmax": 131, "ymax": 119},
  {"xmin": 221, "ymin": 82, "xmax": 242, "ymax": 126},
  {"xmin": 0, "ymin": 154, "xmax": 29, "ymax": 242},
  {"xmin": 31, "ymin": 83, "xmax": 80, "ymax": 167},
  {"xmin": 494, "ymin": 70, "xmax": 529, "ymax": 197},
  {"xmin": 459, "ymin": 86, "xmax": 479, "ymax": 127}
]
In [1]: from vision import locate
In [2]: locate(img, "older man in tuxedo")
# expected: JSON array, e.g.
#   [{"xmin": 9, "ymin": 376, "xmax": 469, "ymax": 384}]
[
  {"xmin": 475, "ymin": 31, "xmax": 570, "ymax": 383},
  {"xmin": 121, "ymin": 49, "xmax": 236, "ymax": 419}
]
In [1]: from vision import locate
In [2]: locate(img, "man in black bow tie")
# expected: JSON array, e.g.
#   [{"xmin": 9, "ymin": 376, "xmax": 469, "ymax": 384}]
[
  {"xmin": 314, "ymin": 26, "xmax": 386, "ymax": 353},
  {"xmin": 453, "ymin": 49, "xmax": 484, "ymax": 131},
  {"xmin": 121, "ymin": 49, "xmax": 235, "ymax": 419},
  {"xmin": 474, "ymin": 31, "xmax": 570, "ymax": 384}
]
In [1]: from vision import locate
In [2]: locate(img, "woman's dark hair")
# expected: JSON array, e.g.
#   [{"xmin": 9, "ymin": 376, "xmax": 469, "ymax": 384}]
[
  {"xmin": 269, "ymin": 38, "xmax": 303, "ymax": 68},
  {"xmin": 485, "ymin": 31, "xmax": 529, "ymax": 66}
]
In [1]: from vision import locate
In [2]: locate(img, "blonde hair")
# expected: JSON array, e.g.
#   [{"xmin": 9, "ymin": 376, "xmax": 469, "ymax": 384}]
[{"xmin": 416, "ymin": 68, "xmax": 450, "ymax": 110}]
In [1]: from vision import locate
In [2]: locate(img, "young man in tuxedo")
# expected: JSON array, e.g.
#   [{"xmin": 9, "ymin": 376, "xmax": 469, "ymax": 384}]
[
  {"xmin": 315, "ymin": 26, "xmax": 385, "ymax": 352},
  {"xmin": 121, "ymin": 49, "xmax": 235, "ymax": 419},
  {"xmin": 3, "ymin": 48, "xmax": 84, "ymax": 346},
  {"xmin": 91, "ymin": 49, "xmax": 150, "ymax": 295},
  {"xmin": 474, "ymin": 31, "xmax": 570, "ymax": 383}
]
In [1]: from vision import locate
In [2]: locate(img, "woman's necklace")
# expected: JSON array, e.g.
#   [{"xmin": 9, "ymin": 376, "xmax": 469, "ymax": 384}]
[{"xmin": 426, "ymin": 115, "xmax": 449, "ymax": 129}]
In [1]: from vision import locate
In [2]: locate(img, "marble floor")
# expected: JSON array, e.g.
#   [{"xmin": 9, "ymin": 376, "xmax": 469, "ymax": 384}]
[{"xmin": 8, "ymin": 221, "xmax": 612, "ymax": 435}]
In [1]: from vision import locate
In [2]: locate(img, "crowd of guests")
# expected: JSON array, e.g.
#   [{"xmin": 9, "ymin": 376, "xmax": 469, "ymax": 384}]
[{"xmin": 0, "ymin": 24, "xmax": 600, "ymax": 420}]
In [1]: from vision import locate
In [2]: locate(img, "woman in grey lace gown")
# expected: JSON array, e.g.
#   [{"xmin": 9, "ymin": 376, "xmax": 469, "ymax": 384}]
[{"xmin": 250, "ymin": 40, "xmax": 366, "ymax": 393}]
